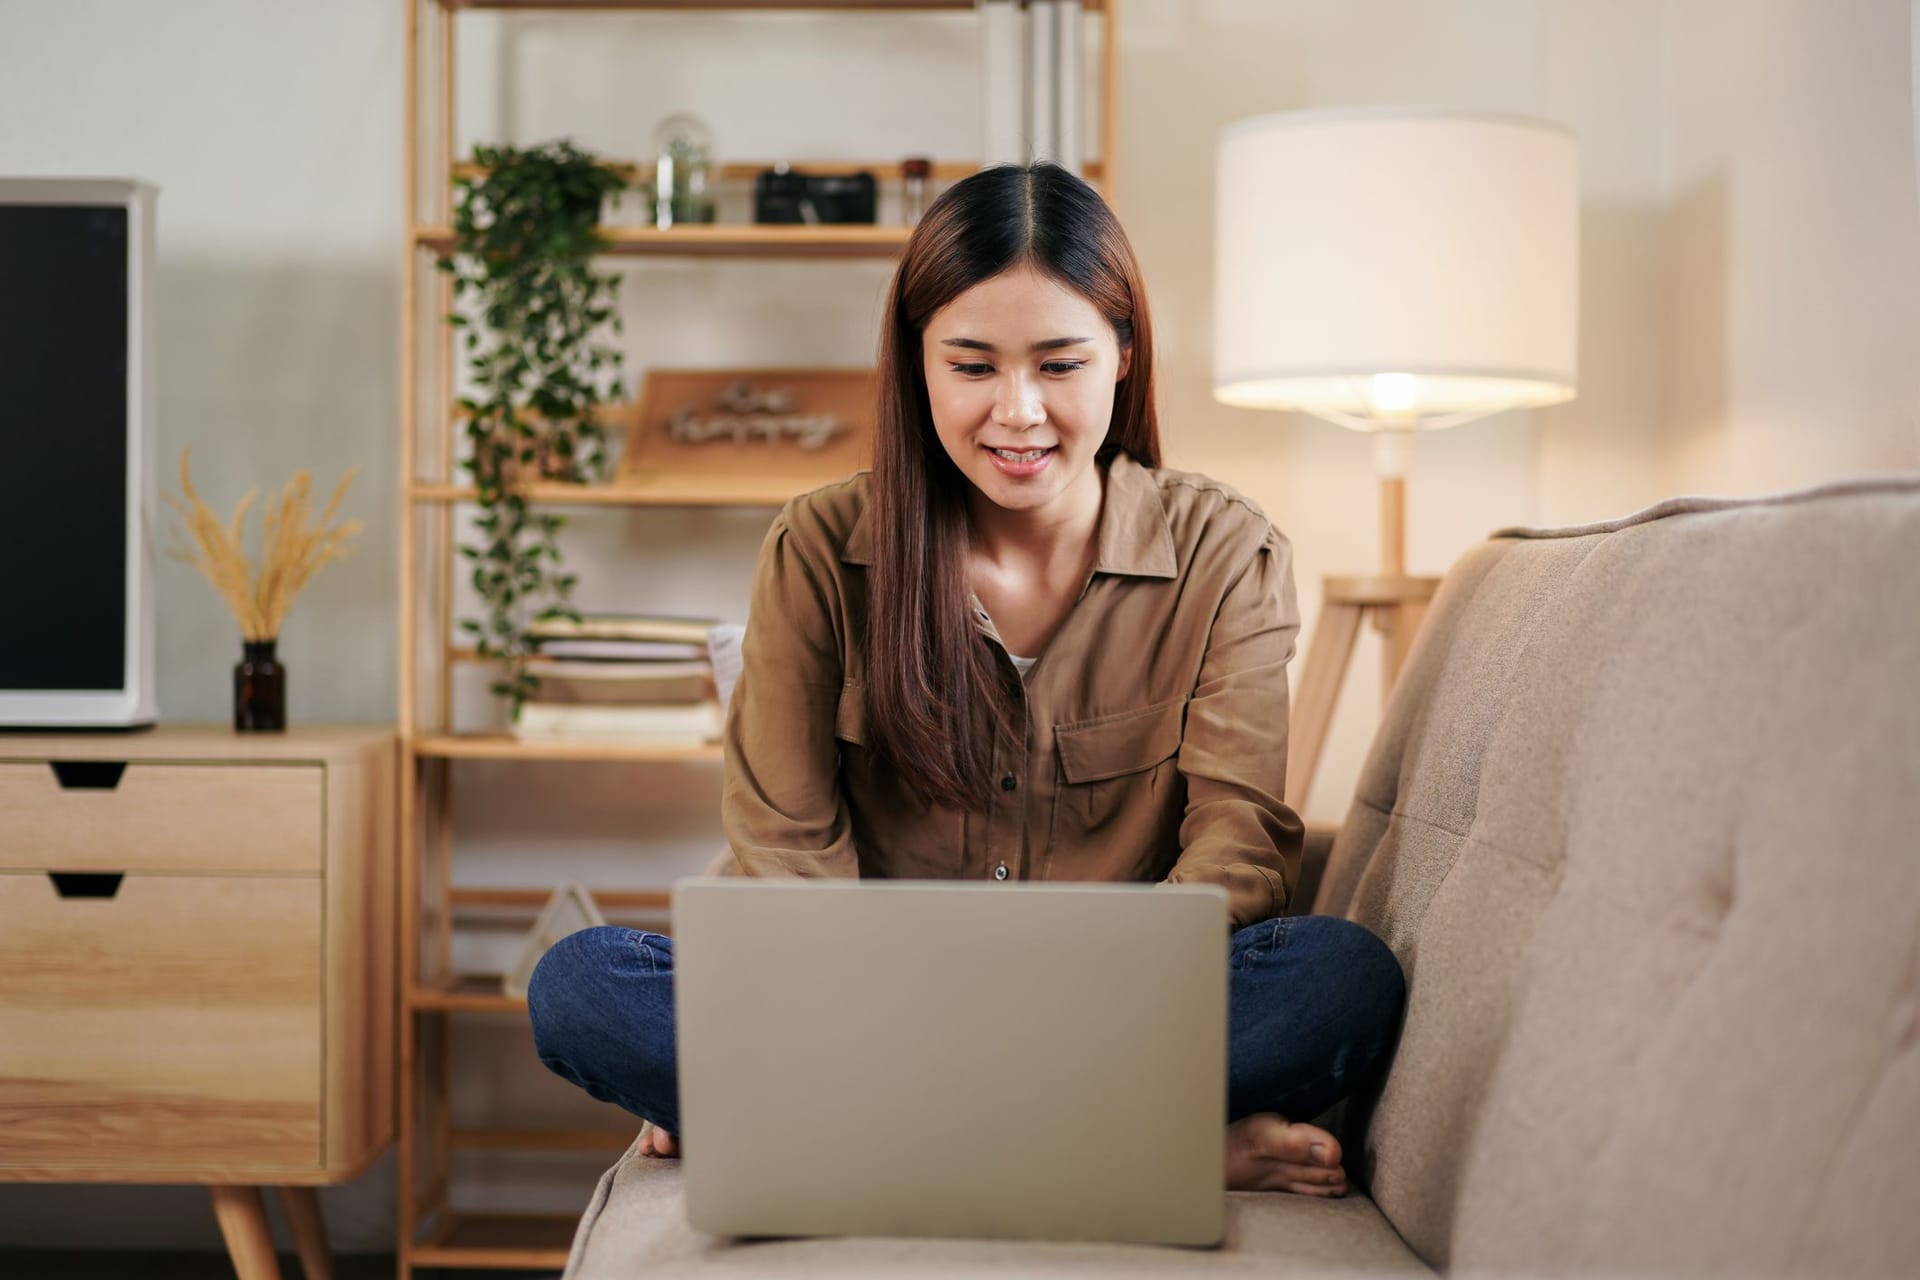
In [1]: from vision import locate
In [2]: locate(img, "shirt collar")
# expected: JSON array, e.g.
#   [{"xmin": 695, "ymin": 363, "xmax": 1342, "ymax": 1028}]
[
  {"xmin": 840, "ymin": 451, "xmax": 1176, "ymax": 580},
  {"xmin": 1093, "ymin": 452, "xmax": 1179, "ymax": 579}
]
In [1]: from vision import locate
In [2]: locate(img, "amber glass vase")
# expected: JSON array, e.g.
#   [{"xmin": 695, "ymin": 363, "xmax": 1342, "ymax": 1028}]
[{"xmin": 234, "ymin": 638, "xmax": 287, "ymax": 732}]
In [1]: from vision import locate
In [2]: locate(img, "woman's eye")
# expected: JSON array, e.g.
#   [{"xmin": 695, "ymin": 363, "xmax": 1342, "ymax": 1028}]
[{"xmin": 947, "ymin": 360, "xmax": 1086, "ymax": 377}]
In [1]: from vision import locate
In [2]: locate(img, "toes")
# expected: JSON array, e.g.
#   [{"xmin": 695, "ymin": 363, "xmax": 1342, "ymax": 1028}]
[
  {"xmin": 1295, "ymin": 1128, "xmax": 1341, "ymax": 1169},
  {"xmin": 1253, "ymin": 1116, "xmax": 1341, "ymax": 1169},
  {"xmin": 638, "ymin": 1124, "xmax": 679, "ymax": 1158},
  {"xmin": 1284, "ymin": 1179, "xmax": 1348, "ymax": 1198},
  {"xmin": 1276, "ymin": 1163, "xmax": 1348, "ymax": 1196},
  {"xmin": 1278, "ymin": 1165, "xmax": 1346, "ymax": 1190}
]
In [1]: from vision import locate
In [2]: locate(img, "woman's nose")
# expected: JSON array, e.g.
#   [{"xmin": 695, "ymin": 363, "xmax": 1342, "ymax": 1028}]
[{"xmin": 992, "ymin": 373, "xmax": 1045, "ymax": 429}]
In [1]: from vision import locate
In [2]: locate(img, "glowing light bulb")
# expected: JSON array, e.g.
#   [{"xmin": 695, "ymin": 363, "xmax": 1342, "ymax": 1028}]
[{"xmin": 1371, "ymin": 372, "xmax": 1418, "ymax": 414}]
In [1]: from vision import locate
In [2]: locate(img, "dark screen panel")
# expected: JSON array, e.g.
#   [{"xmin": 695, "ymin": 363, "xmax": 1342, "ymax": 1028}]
[{"xmin": 0, "ymin": 203, "xmax": 129, "ymax": 691}]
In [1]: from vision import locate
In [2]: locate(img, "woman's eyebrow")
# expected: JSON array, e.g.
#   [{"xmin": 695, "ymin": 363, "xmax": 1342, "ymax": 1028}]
[{"xmin": 940, "ymin": 337, "xmax": 1093, "ymax": 353}]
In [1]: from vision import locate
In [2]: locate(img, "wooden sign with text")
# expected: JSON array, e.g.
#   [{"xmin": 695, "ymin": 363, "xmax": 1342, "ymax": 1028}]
[{"xmin": 615, "ymin": 367, "xmax": 875, "ymax": 505}]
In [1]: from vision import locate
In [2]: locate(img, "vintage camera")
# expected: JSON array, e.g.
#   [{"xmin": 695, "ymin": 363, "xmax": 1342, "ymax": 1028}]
[{"xmin": 753, "ymin": 166, "xmax": 877, "ymax": 225}]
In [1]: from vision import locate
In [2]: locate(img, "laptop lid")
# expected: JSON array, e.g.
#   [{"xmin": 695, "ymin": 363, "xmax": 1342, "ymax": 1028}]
[{"xmin": 673, "ymin": 878, "xmax": 1228, "ymax": 1247}]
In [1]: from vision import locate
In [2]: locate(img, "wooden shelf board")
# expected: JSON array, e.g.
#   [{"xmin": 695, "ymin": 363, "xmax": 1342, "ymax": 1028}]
[
  {"xmin": 410, "ymin": 972, "xmax": 522, "ymax": 1012},
  {"xmin": 444, "ymin": 0, "xmax": 1104, "ymax": 12},
  {"xmin": 451, "ymin": 1127, "xmax": 638, "ymax": 1152},
  {"xmin": 450, "ymin": 885, "xmax": 673, "ymax": 912},
  {"xmin": 415, "ymin": 221, "xmax": 912, "ymax": 258},
  {"xmin": 408, "ymin": 959, "xmax": 657, "ymax": 1013},
  {"xmin": 451, "ymin": 157, "xmax": 1103, "ymax": 184},
  {"xmin": 413, "ymin": 1210, "xmax": 581, "ymax": 1269},
  {"xmin": 410, "ymin": 477, "xmax": 798, "ymax": 507},
  {"xmin": 410, "ymin": 732, "xmax": 724, "ymax": 764}
]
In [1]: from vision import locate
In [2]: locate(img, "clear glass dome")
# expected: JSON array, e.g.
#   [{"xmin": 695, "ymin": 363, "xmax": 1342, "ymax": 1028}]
[{"xmin": 651, "ymin": 112, "xmax": 715, "ymax": 228}]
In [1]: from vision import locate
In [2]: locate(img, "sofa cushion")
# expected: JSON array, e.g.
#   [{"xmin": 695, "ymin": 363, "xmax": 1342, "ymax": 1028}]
[
  {"xmin": 1316, "ymin": 475, "xmax": 1920, "ymax": 1275},
  {"xmin": 564, "ymin": 1135, "xmax": 1431, "ymax": 1278}
]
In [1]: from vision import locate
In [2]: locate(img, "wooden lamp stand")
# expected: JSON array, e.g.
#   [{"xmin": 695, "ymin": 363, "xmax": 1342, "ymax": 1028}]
[{"xmin": 1284, "ymin": 430, "xmax": 1442, "ymax": 811}]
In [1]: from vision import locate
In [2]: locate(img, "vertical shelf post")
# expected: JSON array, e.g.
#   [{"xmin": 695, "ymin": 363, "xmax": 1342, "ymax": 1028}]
[{"xmin": 396, "ymin": 0, "xmax": 421, "ymax": 1267}]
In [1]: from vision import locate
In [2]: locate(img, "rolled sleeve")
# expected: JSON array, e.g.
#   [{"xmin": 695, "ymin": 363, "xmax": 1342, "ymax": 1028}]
[
  {"xmin": 1163, "ymin": 525, "xmax": 1305, "ymax": 928},
  {"xmin": 720, "ymin": 510, "xmax": 860, "ymax": 878}
]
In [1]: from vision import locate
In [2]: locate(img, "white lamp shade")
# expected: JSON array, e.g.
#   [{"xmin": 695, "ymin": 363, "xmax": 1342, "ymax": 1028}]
[{"xmin": 1213, "ymin": 107, "xmax": 1579, "ymax": 424}]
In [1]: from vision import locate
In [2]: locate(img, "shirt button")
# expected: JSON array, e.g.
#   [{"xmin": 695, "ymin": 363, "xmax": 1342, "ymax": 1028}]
[
  {"xmin": 1001, "ymin": 773, "xmax": 1017, "ymax": 792},
  {"xmin": 994, "ymin": 863, "xmax": 1009, "ymax": 881}
]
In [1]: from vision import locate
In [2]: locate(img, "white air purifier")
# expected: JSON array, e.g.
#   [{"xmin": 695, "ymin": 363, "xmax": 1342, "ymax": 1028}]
[{"xmin": 0, "ymin": 178, "xmax": 159, "ymax": 730}]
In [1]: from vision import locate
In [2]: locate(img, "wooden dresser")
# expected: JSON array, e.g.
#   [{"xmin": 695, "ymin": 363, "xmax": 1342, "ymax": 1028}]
[{"xmin": 0, "ymin": 724, "xmax": 396, "ymax": 1280}]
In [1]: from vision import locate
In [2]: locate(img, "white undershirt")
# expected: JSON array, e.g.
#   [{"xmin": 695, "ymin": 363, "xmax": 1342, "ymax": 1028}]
[{"xmin": 1009, "ymin": 653, "xmax": 1038, "ymax": 679}]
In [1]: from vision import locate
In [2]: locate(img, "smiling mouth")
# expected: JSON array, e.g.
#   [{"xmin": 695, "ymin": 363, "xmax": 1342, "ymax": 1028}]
[{"xmin": 986, "ymin": 446, "xmax": 1055, "ymax": 462}]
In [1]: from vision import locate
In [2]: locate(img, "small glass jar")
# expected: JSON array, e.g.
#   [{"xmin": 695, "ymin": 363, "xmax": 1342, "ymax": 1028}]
[
  {"xmin": 651, "ymin": 113, "xmax": 716, "ymax": 229},
  {"xmin": 901, "ymin": 156, "xmax": 933, "ymax": 225},
  {"xmin": 234, "ymin": 637, "xmax": 286, "ymax": 733}
]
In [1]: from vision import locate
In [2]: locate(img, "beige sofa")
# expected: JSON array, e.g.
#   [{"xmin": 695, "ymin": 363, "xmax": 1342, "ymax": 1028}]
[{"xmin": 561, "ymin": 475, "xmax": 1920, "ymax": 1278}]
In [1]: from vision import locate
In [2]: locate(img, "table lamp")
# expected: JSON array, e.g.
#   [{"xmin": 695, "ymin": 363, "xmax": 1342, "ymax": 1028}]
[{"xmin": 1212, "ymin": 107, "xmax": 1579, "ymax": 809}]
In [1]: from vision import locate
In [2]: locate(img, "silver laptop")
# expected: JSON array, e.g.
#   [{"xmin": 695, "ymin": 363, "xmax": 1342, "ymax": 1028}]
[{"xmin": 672, "ymin": 878, "xmax": 1228, "ymax": 1247}]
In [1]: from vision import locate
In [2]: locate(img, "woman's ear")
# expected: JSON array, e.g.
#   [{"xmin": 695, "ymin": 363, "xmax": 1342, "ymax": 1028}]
[{"xmin": 1116, "ymin": 344, "xmax": 1133, "ymax": 382}]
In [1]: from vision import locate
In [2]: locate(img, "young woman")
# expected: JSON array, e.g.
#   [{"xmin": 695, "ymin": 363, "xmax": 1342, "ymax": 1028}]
[{"xmin": 529, "ymin": 162, "xmax": 1406, "ymax": 1197}]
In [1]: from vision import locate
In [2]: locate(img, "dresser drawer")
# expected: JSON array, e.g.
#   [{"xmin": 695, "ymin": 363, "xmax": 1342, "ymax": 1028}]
[
  {"xmin": 0, "ymin": 871, "xmax": 323, "ymax": 1176},
  {"xmin": 0, "ymin": 760, "xmax": 323, "ymax": 874}
]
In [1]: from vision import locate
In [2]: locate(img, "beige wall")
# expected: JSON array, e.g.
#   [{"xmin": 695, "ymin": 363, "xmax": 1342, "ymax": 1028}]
[
  {"xmin": 0, "ymin": 0, "xmax": 1914, "ymax": 1254},
  {"xmin": 1657, "ymin": 0, "xmax": 1920, "ymax": 497}
]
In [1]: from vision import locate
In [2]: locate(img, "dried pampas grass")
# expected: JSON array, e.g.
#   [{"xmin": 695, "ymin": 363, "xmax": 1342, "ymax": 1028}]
[{"xmin": 163, "ymin": 448, "xmax": 364, "ymax": 642}]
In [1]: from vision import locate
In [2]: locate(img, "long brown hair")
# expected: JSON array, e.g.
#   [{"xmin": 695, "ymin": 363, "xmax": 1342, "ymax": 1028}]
[{"xmin": 867, "ymin": 162, "xmax": 1161, "ymax": 811}]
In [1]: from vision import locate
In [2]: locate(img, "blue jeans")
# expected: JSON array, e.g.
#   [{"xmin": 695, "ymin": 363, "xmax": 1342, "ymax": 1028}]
[{"xmin": 528, "ymin": 913, "xmax": 1406, "ymax": 1138}]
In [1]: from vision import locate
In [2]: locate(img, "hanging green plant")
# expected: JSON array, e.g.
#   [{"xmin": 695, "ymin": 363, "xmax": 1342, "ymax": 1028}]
[{"xmin": 439, "ymin": 138, "xmax": 630, "ymax": 719}]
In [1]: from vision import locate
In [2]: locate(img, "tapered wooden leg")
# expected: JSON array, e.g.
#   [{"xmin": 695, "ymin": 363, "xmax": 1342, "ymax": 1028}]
[
  {"xmin": 275, "ymin": 1186, "xmax": 333, "ymax": 1280},
  {"xmin": 1286, "ymin": 600, "xmax": 1365, "ymax": 812},
  {"xmin": 209, "ymin": 1185, "xmax": 284, "ymax": 1280}
]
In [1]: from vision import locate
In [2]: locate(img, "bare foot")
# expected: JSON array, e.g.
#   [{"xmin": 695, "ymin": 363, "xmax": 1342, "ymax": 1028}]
[
  {"xmin": 1223, "ymin": 1113, "xmax": 1348, "ymax": 1195},
  {"xmin": 639, "ymin": 1121, "xmax": 680, "ymax": 1158}
]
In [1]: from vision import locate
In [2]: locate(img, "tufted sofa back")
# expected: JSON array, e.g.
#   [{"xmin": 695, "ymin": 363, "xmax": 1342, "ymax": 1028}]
[{"xmin": 1316, "ymin": 476, "xmax": 1920, "ymax": 1275}]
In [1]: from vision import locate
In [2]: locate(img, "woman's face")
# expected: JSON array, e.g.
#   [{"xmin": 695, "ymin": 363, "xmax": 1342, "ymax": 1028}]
[{"xmin": 920, "ymin": 264, "xmax": 1132, "ymax": 522}]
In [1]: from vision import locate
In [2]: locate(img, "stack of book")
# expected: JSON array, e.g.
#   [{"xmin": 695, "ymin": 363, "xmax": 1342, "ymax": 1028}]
[{"xmin": 512, "ymin": 613, "xmax": 724, "ymax": 746}]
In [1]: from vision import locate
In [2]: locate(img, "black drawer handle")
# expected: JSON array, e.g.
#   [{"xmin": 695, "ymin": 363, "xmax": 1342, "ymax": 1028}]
[
  {"xmin": 50, "ymin": 761, "xmax": 128, "ymax": 790},
  {"xmin": 49, "ymin": 872, "xmax": 125, "ymax": 899}
]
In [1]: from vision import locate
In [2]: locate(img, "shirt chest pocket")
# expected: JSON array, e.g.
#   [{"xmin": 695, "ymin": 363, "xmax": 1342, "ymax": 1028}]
[{"xmin": 1053, "ymin": 696, "xmax": 1188, "ymax": 865}]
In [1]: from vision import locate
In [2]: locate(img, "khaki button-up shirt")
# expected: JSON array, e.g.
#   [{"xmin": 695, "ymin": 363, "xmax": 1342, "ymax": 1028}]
[{"xmin": 721, "ymin": 453, "xmax": 1304, "ymax": 929}]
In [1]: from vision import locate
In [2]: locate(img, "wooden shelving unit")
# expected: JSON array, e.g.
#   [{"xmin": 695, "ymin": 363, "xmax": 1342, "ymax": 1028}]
[{"xmin": 398, "ymin": 0, "xmax": 1116, "ymax": 1272}]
